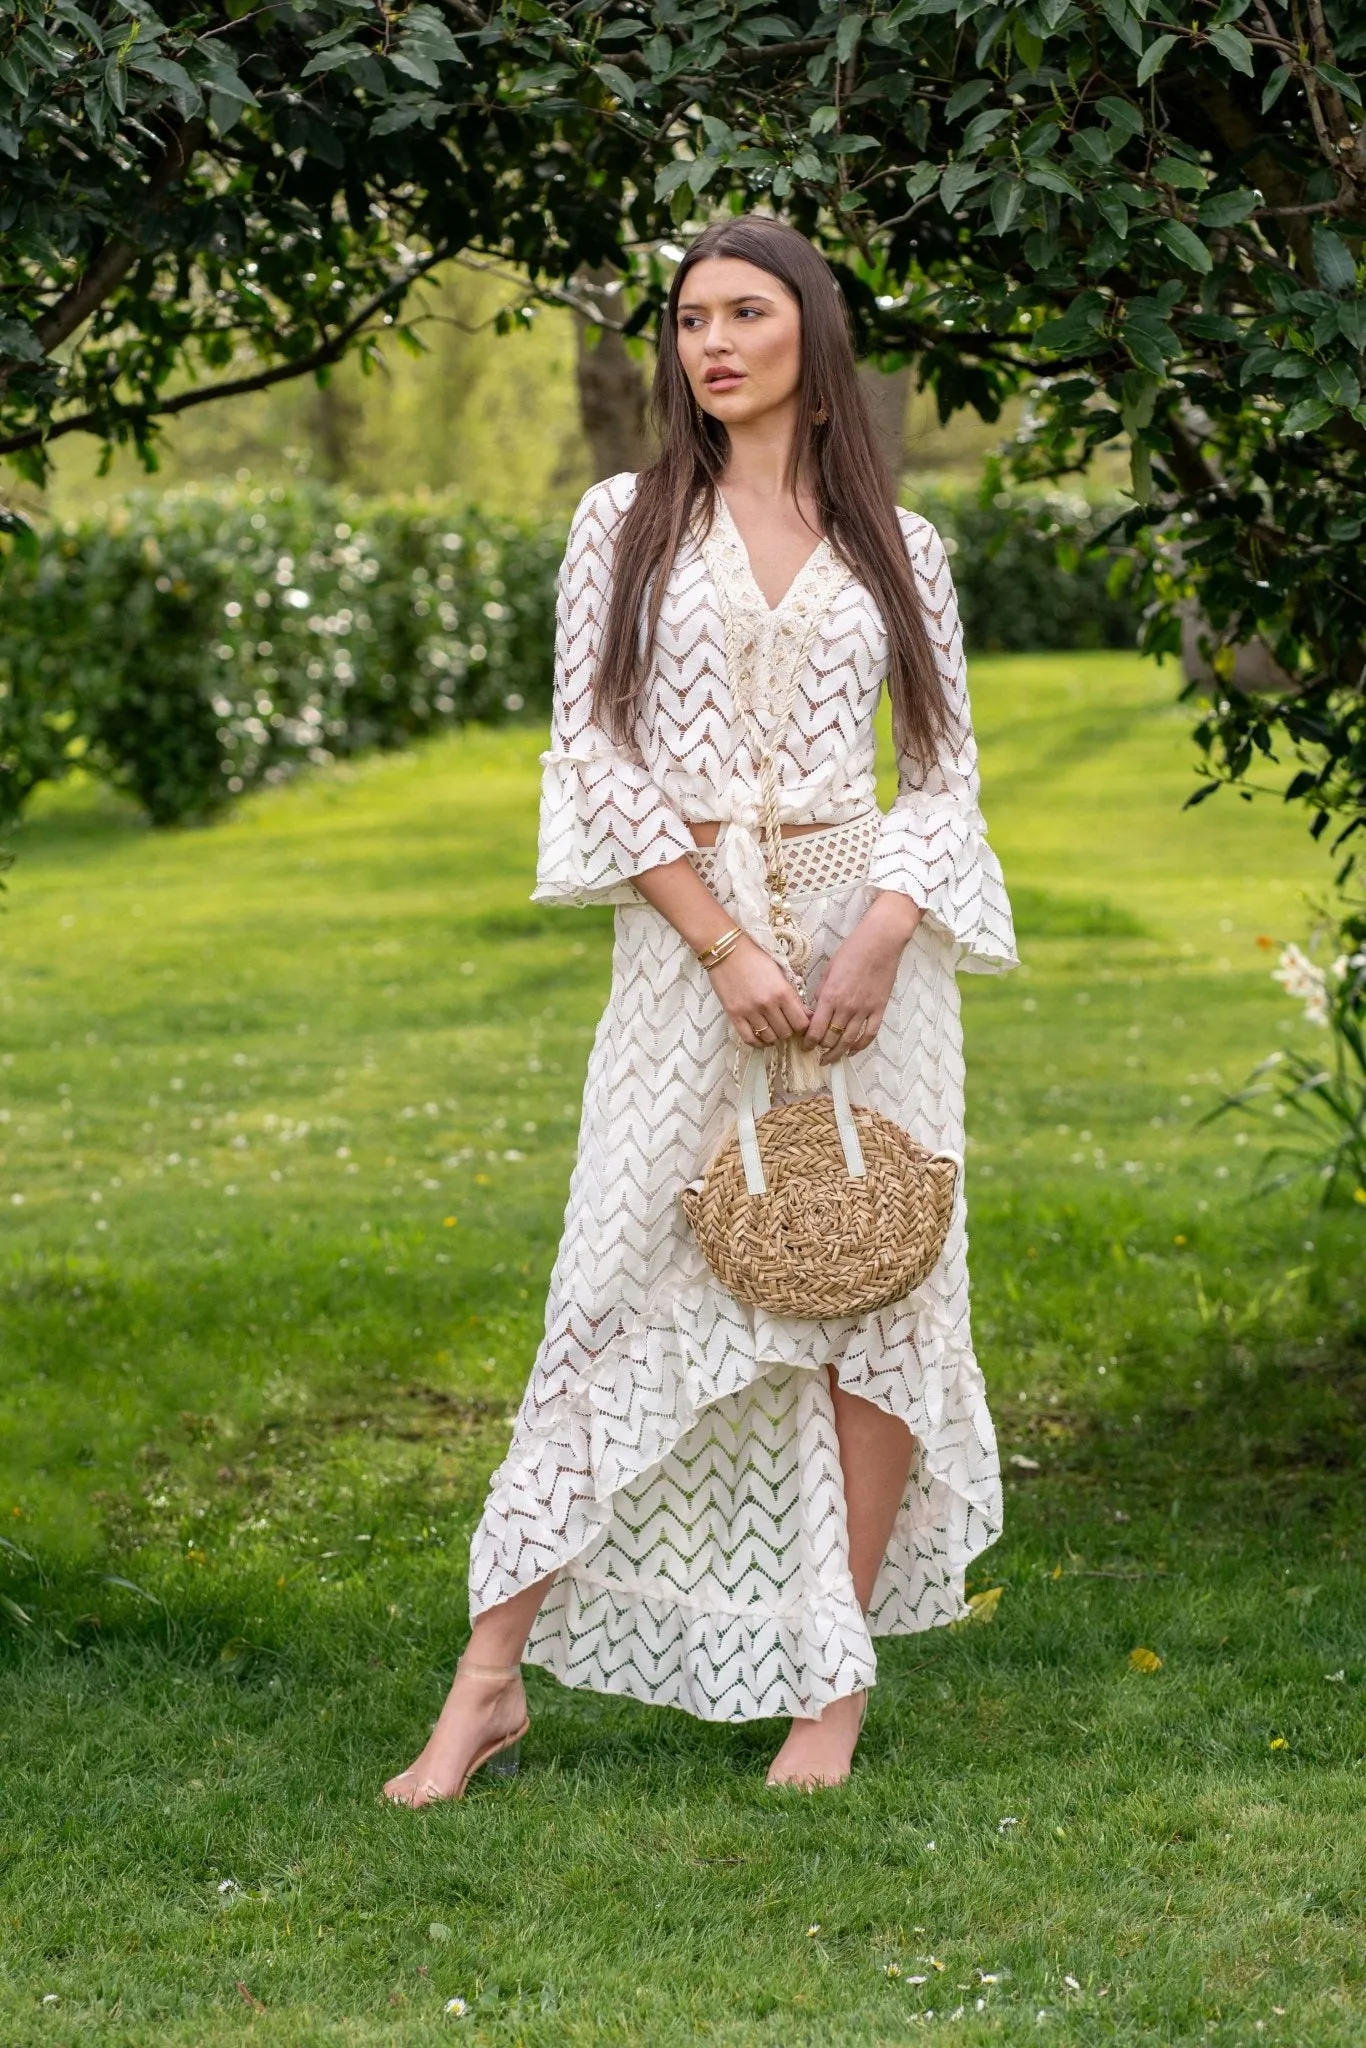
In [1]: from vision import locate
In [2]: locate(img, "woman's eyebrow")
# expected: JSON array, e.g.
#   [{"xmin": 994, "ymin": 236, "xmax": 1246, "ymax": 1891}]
[{"xmin": 677, "ymin": 292, "xmax": 779, "ymax": 312}]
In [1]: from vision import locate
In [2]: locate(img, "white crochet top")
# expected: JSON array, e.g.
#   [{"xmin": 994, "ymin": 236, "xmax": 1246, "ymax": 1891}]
[{"xmin": 532, "ymin": 472, "xmax": 1017, "ymax": 976}]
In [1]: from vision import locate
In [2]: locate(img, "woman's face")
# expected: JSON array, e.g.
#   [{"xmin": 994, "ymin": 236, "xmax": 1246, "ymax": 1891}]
[{"xmin": 674, "ymin": 257, "xmax": 804, "ymax": 429}]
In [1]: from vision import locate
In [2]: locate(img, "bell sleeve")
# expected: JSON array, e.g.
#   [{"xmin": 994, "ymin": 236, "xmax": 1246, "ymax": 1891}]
[
  {"xmin": 867, "ymin": 513, "xmax": 1019, "ymax": 974},
  {"xmin": 532, "ymin": 476, "xmax": 699, "ymax": 907}
]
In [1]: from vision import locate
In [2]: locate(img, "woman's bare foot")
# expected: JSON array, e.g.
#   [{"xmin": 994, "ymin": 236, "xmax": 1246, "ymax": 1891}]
[
  {"xmin": 765, "ymin": 1690, "xmax": 867, "ymax": 1789},
  {"xmin": 383, "ymin": 1662, "xmax": 529, "ymax": 1809}
]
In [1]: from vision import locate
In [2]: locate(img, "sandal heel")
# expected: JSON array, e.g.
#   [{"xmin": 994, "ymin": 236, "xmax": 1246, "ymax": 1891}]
[{"xmin": 480, "ymin": 1739, "xmax": 522, "ymax": 1781}]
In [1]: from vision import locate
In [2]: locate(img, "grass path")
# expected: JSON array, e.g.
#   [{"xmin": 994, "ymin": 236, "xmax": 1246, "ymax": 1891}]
[{"xmin": 1, "ymin": 653, "xmax": 1363, "ymax": 2046}]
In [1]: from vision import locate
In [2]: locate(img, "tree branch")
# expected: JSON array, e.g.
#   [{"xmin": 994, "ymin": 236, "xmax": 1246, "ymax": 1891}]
[
  {"xmin": 0, "ymin": 247, "xmax": 450, "ymax": 459},
  {"xmin": 29, "ymin": 121, "xmax": 204, "ymax": 359}
]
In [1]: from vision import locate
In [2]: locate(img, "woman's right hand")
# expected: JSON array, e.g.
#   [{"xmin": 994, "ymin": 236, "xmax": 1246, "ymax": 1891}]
[{"xmin": 707, "ymin": 935, "xmax": 810, "ymax": 1050}]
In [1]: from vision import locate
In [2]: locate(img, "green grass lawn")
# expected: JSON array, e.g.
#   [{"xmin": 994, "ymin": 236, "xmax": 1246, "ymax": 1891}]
[{"xmin": 1, "ymin": 652, "xmax": 1363, "ymax": 2047}]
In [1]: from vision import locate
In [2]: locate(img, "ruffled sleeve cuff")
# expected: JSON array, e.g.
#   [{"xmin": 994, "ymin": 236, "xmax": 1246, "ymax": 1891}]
[
  {"xmin": 869, "ymin": 791, "xmax": 1018, "ymax": 974},
  {"xmin": 532, "ymin": 745, "xmax": 699, "ymax": 907}
]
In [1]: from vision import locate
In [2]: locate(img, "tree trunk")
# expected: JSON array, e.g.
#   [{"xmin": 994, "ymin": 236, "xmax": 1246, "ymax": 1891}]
[
  {"xmin": 856, "ymin": 362, "xmax": 911, "ymax": 490},
  {"xmin": 573, "ymin": 266, "xmax": 649, "ymax": 483},
  {"xmin": 311, "ymin": 372, "xmax": 362, "ymax": 484}
]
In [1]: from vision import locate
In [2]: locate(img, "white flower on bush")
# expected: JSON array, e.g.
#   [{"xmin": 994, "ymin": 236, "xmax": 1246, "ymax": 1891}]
[{"xmin": 1272, "ymin": 944, "xmax": 1330, "ymax": 1026}]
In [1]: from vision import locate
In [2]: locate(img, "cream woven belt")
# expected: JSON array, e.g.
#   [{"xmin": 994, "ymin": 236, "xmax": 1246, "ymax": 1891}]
[{"xmin": 687, "ymin": 809, "xmax": 879, "ymax": 905}]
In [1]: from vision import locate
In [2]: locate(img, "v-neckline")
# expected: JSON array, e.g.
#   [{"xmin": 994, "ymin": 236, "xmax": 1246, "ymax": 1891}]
[{"xmin": 712, "ymin": 490, "xmax": 832, "ymax": 615}]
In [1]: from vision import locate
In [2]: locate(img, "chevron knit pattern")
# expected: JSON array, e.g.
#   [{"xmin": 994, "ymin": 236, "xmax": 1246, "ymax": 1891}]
[{"xmin": 468, "ymin": 474, "xmax": 1018, "ymax": 1724}]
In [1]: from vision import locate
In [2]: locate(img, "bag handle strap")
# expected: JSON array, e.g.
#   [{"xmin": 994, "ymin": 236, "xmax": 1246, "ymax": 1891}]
[{"xmin": 736, "ymin": 1049, "xmax": 866, "ymax": 1198}]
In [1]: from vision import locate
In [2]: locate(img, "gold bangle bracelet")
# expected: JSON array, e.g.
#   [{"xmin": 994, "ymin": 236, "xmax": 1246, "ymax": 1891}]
[{"xmin": 696, "ymin": 925, "xmax": 743, "ymax": 970}]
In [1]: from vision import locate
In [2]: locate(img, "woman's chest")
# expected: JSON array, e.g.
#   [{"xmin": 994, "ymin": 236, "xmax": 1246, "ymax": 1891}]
[{"xmin": 646, "ymin": 562, "xmax": 888, "ymax": 761}]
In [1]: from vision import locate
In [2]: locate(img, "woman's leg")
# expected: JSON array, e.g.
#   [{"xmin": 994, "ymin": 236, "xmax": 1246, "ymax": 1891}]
[
  {"xmin": 766, "ymin": 1373, "xmax": 915, "ymax": 1787},
  {"xmin": 383, "ymin": 1574, "xmax": 554, "ymax": 1807}
]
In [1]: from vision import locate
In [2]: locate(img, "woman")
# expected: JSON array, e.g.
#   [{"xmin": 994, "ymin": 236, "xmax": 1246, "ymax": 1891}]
[{"xmin": 385, "ymin": 216, "xmax": 1017, "ymax": 1802}]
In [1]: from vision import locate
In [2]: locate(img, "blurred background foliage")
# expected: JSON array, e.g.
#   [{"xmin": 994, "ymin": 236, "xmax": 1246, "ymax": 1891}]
[{"xmin": 1, "ymin": 256, "xmax": 1138, "ymax": 831}]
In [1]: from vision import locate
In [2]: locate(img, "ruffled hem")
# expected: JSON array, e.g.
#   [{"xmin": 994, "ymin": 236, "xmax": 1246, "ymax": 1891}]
[
  {"xmin": 469, "ymin": 1270, "xmax": 1003, "ymax": 1722},
  {"xmin": 869, "ymin": 791, "xmax": 1018, "ymax": 975},
  {"xmin": 526, "ymin": 1576, "xmax": 878, "ymax": 1724}
]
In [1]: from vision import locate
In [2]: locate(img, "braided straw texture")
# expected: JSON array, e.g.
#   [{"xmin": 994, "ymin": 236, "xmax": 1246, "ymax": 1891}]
[{"xmin": 682, "ymin": 1098, "xmax": 957, "ymax": 1318}]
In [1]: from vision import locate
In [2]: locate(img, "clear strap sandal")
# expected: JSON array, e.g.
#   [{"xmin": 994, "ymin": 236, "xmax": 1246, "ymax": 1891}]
[{"xmin": 385, "ymin": 1658, "xmax": 530, "ymax": 1806}]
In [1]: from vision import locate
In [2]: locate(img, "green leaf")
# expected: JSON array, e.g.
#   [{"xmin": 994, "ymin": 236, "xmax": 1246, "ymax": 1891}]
[
  {"xmin": 790, "ymin": 148, "xmax": 824, "ymax": 180},
  {"xmin": 1184, "ymin": 311, "xmax": 1240, "ymax": 340},
  {"xmin": 1313, "ymin": 227, "xmax": 1357, "ymax": 296},
  {"xmin": 1156, "ymin": 219, "xmax": 1213, "ymax": 272},
  {"xmin": 1071, "ymin": 127, "xmax": 1113, "ymax": 166},
  {"xmin": 654, "ymin": 159, "xmax": 693, "ymax": 201},
  {"xmin": 0, "ymin": 1595, "xmax": 31, "ymax": 1628},
  {"xmin": 1153, "ymin": 156, "xmax": 1208, "ymax": 191},
  {"xmin": 687, "ymin": 151, "xmax": 720, "ymax": 192},
  {"xmin": 835, "ymin": 11, "xmax": 865, "ymax": 61},
  {"xmin": 962, "ymin": 107, "xmax": 1011, "ymax": 150},
  {"xmin": 1025, "ymin": 165, "xmax": 1083, "ymax": 198},
  {"xmin": 208, "ymin": 89, "xmax": 244, "ymax": 134},
  {"xmin": 1035, "ymin": 291, "xmax": 1108, "ymax": 351},
  {"xmin": 390, "ymin": 48, "xmax": 439, "ymax": 87},
  {"xmin": 1198, "ymin": 188, "xmax": 1257, "ymax": 228},
  {"xmin": 1123, "ymin": 328, "xmax": 1174, "ymax": 375},
  {"xmin": 809, "ymin": 104, "xmax": 838, "ymax": 134},
  {"xmin": 1136, "ymin": 32, "xmax": 1178, "ymax": 85},
  {"xmin": 300, "ymin": 44, "xmax": 367, "ymax": 78},
  {"xmin": 200, "ymin": 66, "xmax": 259, "ymax": 110},
  {"xmin": 594, "ymin": 61, "xmax": 636, "ymax": 104},
  {"xmin": 1316, "ymin": 63, "xmax": 1363, "ymax": 108},
  {"xmin": 1281, "ymin": 396, "xmax": 1332, "ymax": 434},
  {"xmin": 1119, "ymin": 367, "xmax": 1159, "ymax": 433},
  {"xmin": 1013, "ymin": 18, "xmax": 1044, "ymax": 69},
  {"xmin": 1336, "ymin": 301, "xmax": 1366, "ymax": 349},
  {"xmin": 1316, "ymin": 358, "xmax": 1361, "ymax": 408},
  {"xmin": 1098, "ymin": 94, "xmax": 1144, "ymax": 141},
  {"xmin": 401, "ymin": 7, "xmax": 466, "ymax": 63},
  {"xmin": 370, "ymin": 102, "xmax": 425, "ymax": 135},
  {"xmin": 1099, "ymin": 0, "xmax": 1143, "ymax": 56},
  {"xmin": 1261, "ymin": 62, "xmax": 1291, "ymax": 111},
  {"xmin": 1207, "ymin": 24, "xmax": 1254, "ymax": 74},
  {"xmin": 944, "ymin": 79, "xmax": 992, "ymax": 121},
  {"xmin": 940, "ymin": 160, "xmax": 992, "ymax": 211},
  {"xmin": 903, "ymin": 160, "xmax": 941, "ymax": 201},
  {"xmin": 1095, "ymin": 189, "xmax": 1130, "ymax": 239},
  {"xmin": 1129, "ymin": 441, "xmax": 1153, "ymax": 505},
  {"xmin": 989, "ymin": 175, "xmax": 1024, "ymax": 234}
]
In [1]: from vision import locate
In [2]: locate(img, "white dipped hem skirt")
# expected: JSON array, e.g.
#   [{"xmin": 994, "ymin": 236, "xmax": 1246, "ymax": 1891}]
[{"xmin": 468, "ymin": 821, "xmax": 1003, "ymax": 1723}]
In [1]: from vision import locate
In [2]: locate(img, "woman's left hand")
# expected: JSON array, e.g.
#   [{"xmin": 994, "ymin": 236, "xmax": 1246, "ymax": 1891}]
[{"xmin": 802, "ymin": 890, "xmax": 924, "ymax": 1064}]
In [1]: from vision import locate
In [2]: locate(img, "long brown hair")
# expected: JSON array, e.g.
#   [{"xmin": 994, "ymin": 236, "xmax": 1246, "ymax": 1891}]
[{"xmin": 591, "ymin": 216, "xmax": 949, "ymax": 772}]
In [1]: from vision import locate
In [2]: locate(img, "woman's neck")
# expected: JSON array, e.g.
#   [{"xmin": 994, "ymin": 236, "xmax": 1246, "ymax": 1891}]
[{"xmin": 719, "ymin": 402, "xmax": 802, "ymax": 504}]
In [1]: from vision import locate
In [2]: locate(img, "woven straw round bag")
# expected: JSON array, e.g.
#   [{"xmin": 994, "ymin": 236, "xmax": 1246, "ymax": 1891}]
[{"xmin": 682, "ymin": 1053, "xmax": 960, "ymax": 1319}]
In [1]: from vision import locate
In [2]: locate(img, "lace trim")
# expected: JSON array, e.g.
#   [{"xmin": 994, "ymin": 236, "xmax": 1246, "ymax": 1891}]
[
  {"xmin": 696, "ymin": 493, "xmax": 854, "ymax": 725},
  {"xmin": 688, "ymin": 811, "xmax": 880, "ymax": 902}
]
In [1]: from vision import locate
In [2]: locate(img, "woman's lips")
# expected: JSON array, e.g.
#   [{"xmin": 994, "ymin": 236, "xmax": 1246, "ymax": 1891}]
[{"xmin": 705, "ymin": 370, "xmax": 744, "ymax": 389}]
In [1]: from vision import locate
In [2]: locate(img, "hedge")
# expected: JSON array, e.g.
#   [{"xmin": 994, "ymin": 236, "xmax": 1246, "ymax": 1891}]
[{"xmin": 0, "ymin": 480, "xmax": 1138, "ymax": 831}]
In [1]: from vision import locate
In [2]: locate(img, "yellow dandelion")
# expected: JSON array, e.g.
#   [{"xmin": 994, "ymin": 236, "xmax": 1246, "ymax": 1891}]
[{"xmin": 1128, "ymin": 1646, "xmax": 1163, "ymax": 1673}]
